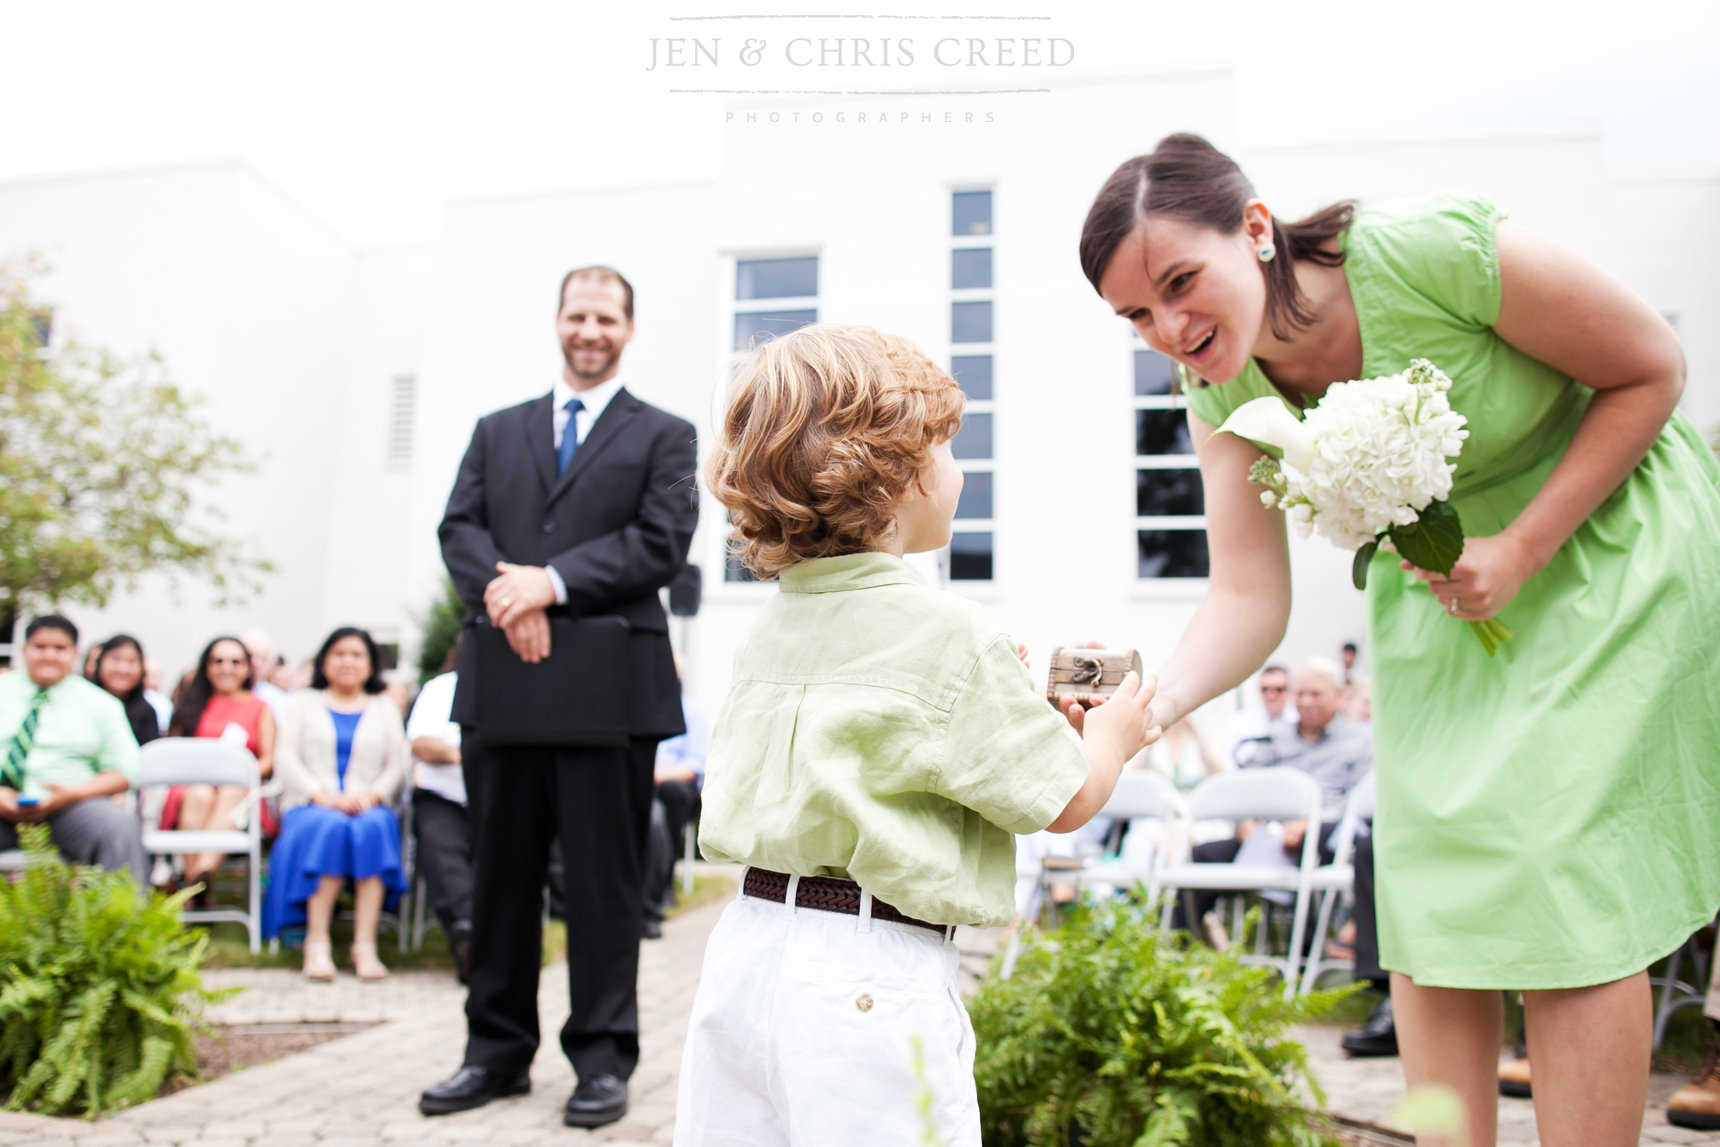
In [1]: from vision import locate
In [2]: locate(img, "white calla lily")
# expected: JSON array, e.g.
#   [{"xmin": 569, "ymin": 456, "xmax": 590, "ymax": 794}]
[{"xmin": 1214, "ymin": 397, "xmax": 1316, "ymax": 472}]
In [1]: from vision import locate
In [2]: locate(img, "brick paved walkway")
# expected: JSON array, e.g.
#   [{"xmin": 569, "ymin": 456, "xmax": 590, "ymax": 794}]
[
  {"xmin": 1, "ymin": 886, "xmax": 1716, "ymax": 1146},
  {"xmin": 0, "ymin": 892, "xmax": 720, "ymax": 1147},
  {"xmin": 1296, "ymin": 1023, "xmax": 1720, "ymax": 1146}
]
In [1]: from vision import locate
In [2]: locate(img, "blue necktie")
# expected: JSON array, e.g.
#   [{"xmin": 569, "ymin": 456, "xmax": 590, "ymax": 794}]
[{"xmin": 556, "ymin": 398, "xmax": 585, "ymax": 476}]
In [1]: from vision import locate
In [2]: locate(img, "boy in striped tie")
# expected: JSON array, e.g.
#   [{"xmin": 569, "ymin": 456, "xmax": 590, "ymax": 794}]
[{"xmin": 0, "ymin": 615, "xmax": 146, "ymax": 875}]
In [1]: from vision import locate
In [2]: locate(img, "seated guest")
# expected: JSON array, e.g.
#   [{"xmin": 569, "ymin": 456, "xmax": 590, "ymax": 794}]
[
  {"xmin": 92, "ymin": 635, "xmax": 162, "ymax": 747},
  {"xmin": 1337, "ymin": 833, "xmax": 1395, "ymax": 1057},
  {"xmin": 406, "ymin": 654, "xmax": 473, "ymax": 981},
  {"xmin": 1223, "ymin": 665, "xmax": 1292, "ymax": 768},
  {"xmin": 1345, "ymin": 675, "xmax": 1372, "ymax": 727},
  {"xmin": 167, "ymin": 636, "xmax": 277, "ymax": 904},
  {"xmin": 1180, "ymin": 657, "xmax": 1372, "ymax": 925},
  {"xmin": 264, "ymin": 627, "xmax": 409, "ymax": 981},
  {"xmin": 645, "ymin": 660, "xmax": 711, "ymax": 931},
  {"xmin": 141, "ymin": 657, "xmax": 174, "ymax": 732},
  {"xmin": 0, "ymin": 616, "xmax": 146, "ymax": 876},
  {"xmin": 242, "ymin": 629, "xmax": 293, "ymax": 728}
]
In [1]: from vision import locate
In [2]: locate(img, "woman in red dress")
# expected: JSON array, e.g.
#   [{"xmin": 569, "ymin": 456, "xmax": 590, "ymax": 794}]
[{"xmin": 166, "ymin": 636, "xmax": 277, "ymax": 901}]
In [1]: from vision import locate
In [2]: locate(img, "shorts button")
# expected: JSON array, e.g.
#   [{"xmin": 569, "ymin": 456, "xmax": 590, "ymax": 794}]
[{"xmin": 855, "ymin": 993, "xmax": 873, "ymax": 1012}]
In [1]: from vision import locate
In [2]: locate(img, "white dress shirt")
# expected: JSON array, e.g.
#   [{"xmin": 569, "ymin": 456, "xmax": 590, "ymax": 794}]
[
  {"xmin": 407, "ymin": 671, "xmax": 465, "ymax": 805},
  {"xmin": 544, "ymin": 374, "xmax": 626, "ymax": 603}
]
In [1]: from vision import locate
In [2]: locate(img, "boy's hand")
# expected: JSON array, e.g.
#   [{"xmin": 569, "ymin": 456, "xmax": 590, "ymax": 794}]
[
  {"xmin": 1082, "ymin": 671, "xmax": 1159, "ymax": 764},
  {"xmin": 1047, "ymin": 673, "xmax": 1162, "ymax": 834}
]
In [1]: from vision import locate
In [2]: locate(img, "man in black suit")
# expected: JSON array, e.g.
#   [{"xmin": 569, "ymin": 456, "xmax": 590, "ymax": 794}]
[{"xmin": 420, "ymin": 266, "xmax": 697, "ymax": 1128}]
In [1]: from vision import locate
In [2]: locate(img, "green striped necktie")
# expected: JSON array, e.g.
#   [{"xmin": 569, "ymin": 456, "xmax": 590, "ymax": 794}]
[{"xmin": 1, "ymin": 690, "xmax": 47, "ymax": 792}]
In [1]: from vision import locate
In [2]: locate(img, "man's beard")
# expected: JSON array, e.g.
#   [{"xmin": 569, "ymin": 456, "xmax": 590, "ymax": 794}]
[{"xmin": 564, "ymin": 345, "xmax": 621, "ymax": 384}]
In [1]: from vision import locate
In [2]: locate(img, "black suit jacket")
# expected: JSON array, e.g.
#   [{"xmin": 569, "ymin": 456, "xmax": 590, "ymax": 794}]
[{"xmin": 438, "ymin": 387, "xmax": 698, "ymax": 738}]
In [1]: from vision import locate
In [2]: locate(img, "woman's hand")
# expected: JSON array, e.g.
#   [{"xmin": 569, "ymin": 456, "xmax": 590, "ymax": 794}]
[
  {"xmin": 311, "ymin": 791, "xmax": 368, "ymax": 814},
  {"xmin": 1402, "ymin": 533, "xmax": 1540, "ymax": 622}
]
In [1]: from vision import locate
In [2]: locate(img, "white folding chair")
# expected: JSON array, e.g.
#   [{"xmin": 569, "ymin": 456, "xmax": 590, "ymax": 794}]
[
  {"xmin": 138, "ymin": 739, "xmax": 263, "ymax": 953},
  {"xmin": 0, "ymin": 849, "xmax": 30, "ymax": 872},
  {"xmin": 1155, "ymin": 767, "xmax": 1324, "ymax": 998},
  {"xmin": 999, "ymin": 770, "xmax": 1185, "ymax": 980},
  {"xmin": 1298, "ymin": 772, "xmax": 1376, "ymax": 995},
  {"xmin": 1070, "ymin": 770, "xmax": 1185, "ymax": 907},
  {"xmin": 1651, "ymin": 916, "xmax": 1719, "ymax": 1050}
]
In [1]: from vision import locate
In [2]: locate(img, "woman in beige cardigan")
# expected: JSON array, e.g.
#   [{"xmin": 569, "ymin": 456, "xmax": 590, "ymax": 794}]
[{"xmin": 262, "ymin": 628, "xmax": 410, "ymax": 981}]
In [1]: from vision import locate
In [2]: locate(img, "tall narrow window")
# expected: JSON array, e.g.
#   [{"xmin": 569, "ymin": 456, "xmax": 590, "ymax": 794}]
[
  {"xmin": 1133, "ymin": 348, "xmax": 1208, "ymax": 578},
  {"xmin": 727, "ymin": 256, "xmax": 819, "ymax": 580},
  {"xmin": 950, "ymin": 190, "xmax": 995, "ymax": 581},
  {"xmin": 385, "ymin": 374, "xmax": 416, "ymax": 473}
]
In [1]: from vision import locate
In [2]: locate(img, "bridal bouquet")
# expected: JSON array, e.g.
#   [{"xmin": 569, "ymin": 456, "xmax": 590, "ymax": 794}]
[{"xmin": 1218, "ymin": 358, "xmax": 1514, "ymax": 655}]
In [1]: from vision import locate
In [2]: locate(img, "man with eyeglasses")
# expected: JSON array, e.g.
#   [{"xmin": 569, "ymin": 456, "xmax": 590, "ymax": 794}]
[{"xmin": 1223, "ymin": 664, "xmax": 1292, "ymax": 768}]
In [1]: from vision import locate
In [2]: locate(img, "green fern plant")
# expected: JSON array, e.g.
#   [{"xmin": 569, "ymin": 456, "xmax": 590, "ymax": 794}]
[
  {"xmin": 971, "ymin": 901, "xmax": 1358, "ymax": 1147},
  {"xmin": 0, "ymin": 825, "xmax": 236, "ymax": 1116}
]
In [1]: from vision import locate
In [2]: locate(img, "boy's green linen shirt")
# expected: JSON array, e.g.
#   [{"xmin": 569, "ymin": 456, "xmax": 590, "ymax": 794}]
[
  {"xmin": 0, "ymin": 670, "xmax": 140, "ymax": 797},
  {"xmin": 698, "ymin": 552, "xmax": 1089, "ymax": 928}
]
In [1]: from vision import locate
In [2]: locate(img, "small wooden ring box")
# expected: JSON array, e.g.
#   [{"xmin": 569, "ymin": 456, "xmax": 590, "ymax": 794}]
[{"xmin": 1045, "ymin": 647, "xmax": 1144, "ymax": 708}]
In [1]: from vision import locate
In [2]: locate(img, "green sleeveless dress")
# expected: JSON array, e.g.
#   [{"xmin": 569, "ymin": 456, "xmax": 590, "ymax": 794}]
[{"xmin": 1186, "ymin": 192, "xmax": 1720, "ymax": 989}]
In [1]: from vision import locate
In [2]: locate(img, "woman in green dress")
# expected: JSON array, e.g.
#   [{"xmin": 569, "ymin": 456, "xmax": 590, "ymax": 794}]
[{"xmin": 1078, "ymin": 133, "xmax": 1720, "ymax": 1146}]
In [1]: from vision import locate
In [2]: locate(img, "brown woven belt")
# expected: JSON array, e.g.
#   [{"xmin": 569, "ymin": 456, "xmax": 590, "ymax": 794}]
[{"xmin": 743, "ymin": 868, "xmax": 946, "ymax": 933}]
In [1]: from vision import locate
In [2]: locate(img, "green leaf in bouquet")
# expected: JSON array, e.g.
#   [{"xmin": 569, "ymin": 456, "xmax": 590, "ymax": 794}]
[
  {"xmin": 1352, "ymin": 540, "xmax": 1378, "ymax": 591},
  {"xmin": 1386, "ymin": 498, "xmax": 1464, "ymax": 577}
]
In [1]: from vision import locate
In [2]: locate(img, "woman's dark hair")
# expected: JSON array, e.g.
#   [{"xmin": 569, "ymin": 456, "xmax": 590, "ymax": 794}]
[
  {"xmin": 311, "ymin": 627, "xmax": 388, "ymax": 695},
  {"xmin": 168, "ymin": 635, "xmax": 255, "ymax": 737},
  {"xmin": 1079, "ymin": 133, "xmax": 1355, "ymax": 342},
  {"xmin": 92, "ymin": 634, "xmax": 146, "ymax": 703}
]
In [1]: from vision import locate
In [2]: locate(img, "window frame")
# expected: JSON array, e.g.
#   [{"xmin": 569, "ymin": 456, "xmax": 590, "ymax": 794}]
[
  {"xmin": 1132, "ymin": 343, "xmax": 1209, "ymax": 590},
  {"xmin": 946, "ymin": 185, "xmax": 997, "ymax": 589},
  {"xmin": 713, "ymin": 249, "xmax": 824, "ymax": 591}
]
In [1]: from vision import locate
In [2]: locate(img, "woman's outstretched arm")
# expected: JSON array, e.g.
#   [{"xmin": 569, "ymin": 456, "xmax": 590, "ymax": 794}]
[
  {"xmin": 1409, "ymin": 221, "xmax": 1686, "ymax": 620},
  {"xmin": 1150, "ymin": 413, "xmax": 1294, "ymax": 730}
]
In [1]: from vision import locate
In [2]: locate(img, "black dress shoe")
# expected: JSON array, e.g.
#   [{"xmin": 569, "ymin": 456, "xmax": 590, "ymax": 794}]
[
  {"xmin": 419, "ymin": 1065, "xmax": 531, "ymax": 1115},
  {"xmin": 1341, "ymin": 996, "xmax": 1399, "ymax": 1058},
  {"xmin": 642, "ymin": 917, "xmax": 662, "ymax": 940},
  {"xmin": 564, "ymin": 1073, "xmax": 628, "ymax": 1127},
  {"xmin": 448, "ymin": 921, "xmax": 472, "ymax": 985}
]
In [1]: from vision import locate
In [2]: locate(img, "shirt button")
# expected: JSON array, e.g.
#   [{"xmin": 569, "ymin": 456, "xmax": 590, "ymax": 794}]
[
  {"xmin": 542, "ymin": 521, "xmax": 556, "ymax": 534},
  {"xmin": 855, "ymin": 993, "xmax": 873, "ymax": 1012}
]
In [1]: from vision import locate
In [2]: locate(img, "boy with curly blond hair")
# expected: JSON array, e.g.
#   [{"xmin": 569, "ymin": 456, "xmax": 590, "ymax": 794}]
[{"xmin": 674, "ymin": 324, "xmax": 1158, "ymax": 1145}]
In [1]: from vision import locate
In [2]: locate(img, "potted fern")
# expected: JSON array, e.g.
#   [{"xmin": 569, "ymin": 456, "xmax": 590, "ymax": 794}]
[
  {"xmin": 971, "ymin": 902, "xmax": 1356, "ymax": 1146},
  {"xmin": 0, "ymin": 825, "xmax": 234, "ymax": 1116}
]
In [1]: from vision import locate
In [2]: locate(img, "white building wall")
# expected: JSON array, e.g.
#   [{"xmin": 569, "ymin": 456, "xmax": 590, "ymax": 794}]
[
  {"xmin": 317, "ymin": 244, "xmax": 434, "ymax": 658},
  {"xmin": 4, "ymin": 76, "xmax": 1708, "ymax": 719},
  {"xmin": 0, "ymin": 161, "xmax": 370, "ymax": 677},
  {"xmin": 1608, "ymin": 174, "xmax": 1720, "ymax": 432}
]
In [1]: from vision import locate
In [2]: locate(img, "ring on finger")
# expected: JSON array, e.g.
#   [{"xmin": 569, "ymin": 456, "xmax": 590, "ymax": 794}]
[{"xmin": 1447, "ymin": 597, "xmax": 1459, "ymax": 615}]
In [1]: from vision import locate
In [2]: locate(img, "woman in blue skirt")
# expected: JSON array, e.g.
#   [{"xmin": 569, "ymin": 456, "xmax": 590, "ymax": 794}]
[{"xmin": 264, "ymin": 627, "xmax": 410, "ymax": 980}]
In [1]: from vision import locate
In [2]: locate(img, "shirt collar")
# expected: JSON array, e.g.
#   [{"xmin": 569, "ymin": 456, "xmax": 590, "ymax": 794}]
[
  {"xmin": 779, "ymin": 552, "xmax": 927, "ymax": 594},
  {"xmin": 553, "ymin": 374, "xmax": 626, "ymax": 423}
]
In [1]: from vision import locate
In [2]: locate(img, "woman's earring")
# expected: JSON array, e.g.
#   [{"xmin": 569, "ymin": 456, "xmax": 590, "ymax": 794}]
[{"xmin": 1258, "ymin": 243, "xmax": 1276, "ymax": 263}]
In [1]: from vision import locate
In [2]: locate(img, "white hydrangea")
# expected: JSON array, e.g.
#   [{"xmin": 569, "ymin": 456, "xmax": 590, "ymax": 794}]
[{"xmin": 1223, "ymin": 359, "xmax": 1468, "ymax": 553}]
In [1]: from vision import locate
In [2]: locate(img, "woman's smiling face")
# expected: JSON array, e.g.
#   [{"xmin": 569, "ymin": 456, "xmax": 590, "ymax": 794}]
[{"xmin": 1097, "ymin": 208, "xmax": 1270, "ymax": 386}]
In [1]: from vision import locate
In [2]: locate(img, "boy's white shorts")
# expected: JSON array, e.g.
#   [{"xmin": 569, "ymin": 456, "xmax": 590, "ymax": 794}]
[{"xmin": 673, "ymin": 885, "xmax": 981, "ymax": 1146}]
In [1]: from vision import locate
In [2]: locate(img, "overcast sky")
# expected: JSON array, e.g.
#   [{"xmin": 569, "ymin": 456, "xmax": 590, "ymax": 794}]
[{"xmin": 4, "ymin": 0, "xmax": 1714, "ymax": 247}]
